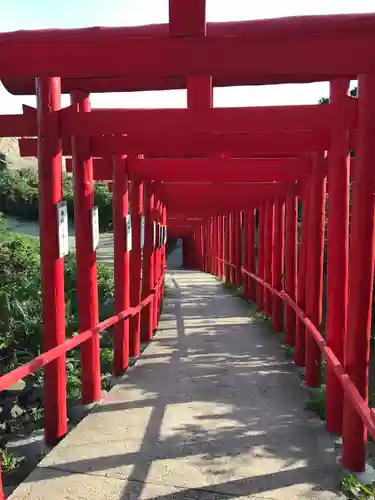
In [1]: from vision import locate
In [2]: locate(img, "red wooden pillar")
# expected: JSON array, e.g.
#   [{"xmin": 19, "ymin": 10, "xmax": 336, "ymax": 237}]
[
  {"xmin": 153, "ymin": 196, "xmax": 161, "ymax": 331},
  {"xmin": 264, "ymin": 200, "xmax": 274, "ymax": 315},
  {"xmin": 294, "ymin": 182, "xmax": 310, "ymax": 367},
  {"xmin": 37, "ymin": 78, "xmax": 68, "ymax": 444},
  {"xmin": 129, "ymin": 175, "xmax": 143, "ymax": 359},
  {"xmin": 36, "ymin": 77, "xmax": 67, "ymax": 445},
  {"xmin": 213, "ymin": 216, "xmax": 218, "ymax": 276},
  {"xmin": 225, "ymin": 214, "xmax": 231, "ymax": 282},
  {"xmin": 70, "ymin": 91, "xmax": 101, "ymax": 405},
  {"xmin": 113, "ymin": 155, "xmax": 130, "ymax": 374},
  {"xmin": 325, "ymin": 80, "xmax": 350, "ymax": 435},
  {"xmin": 233, "ymin": 212, "xmax": 242, "ymax": 286},
  {"xmin": 243, "ymin": 210, "xmax": 256, "ymax": 301},
  {"xmin": 305, "ymin": 156, "xmax": 326, "ymax": 388},
  {"xmin": 257, "ymin": 204, "xmax": 265, "ymax": 312},
  {"xmin": 285, "ymin": 195, "xmax": 298, "ymax": 346},
  {"xmin": 210, "ymin": 217, "xmax": 214, "ymax": 275},
  {"xmin": 202, "ymin": 222, "xmax": 208, "ymax": 272},
  {"xmin": 141, "ymin": 183, "xmax": 155, "ymax": 343},
  {"xmin": 161, "ymin": 202, "xmax": 167, "ymax": 293},
  {"xmin": 243, "ymin": 212, "xmax": 250, "ymax": 297},
  {"xmin": 221, "ymin": 216, "xmax": 225, "ymax": 278},
  {"xmin": 219, "ymin": 215, "xmax": 224, "ymax": 279},
  {"xmin": 342, "ymin": 75, "xmax": 375, "ymax": 472},
  {"xmin": 272, "ymin": 198, "xmax": 285, "ymax": 332}
]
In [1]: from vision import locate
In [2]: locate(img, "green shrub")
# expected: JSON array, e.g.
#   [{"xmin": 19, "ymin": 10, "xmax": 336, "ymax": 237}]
[
  {"xmin": 0, "ymin": 167, "xmax": 113, "ymax": 230},
  {"xmin": 0, "ymin": 217, "xmax": 114, "ymax": 380}
]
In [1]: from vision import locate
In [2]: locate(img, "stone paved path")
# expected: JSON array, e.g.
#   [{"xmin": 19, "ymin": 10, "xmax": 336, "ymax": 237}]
[{"xmin": 9, "ymin": 271, "xmax": 342, "ymax": 499}]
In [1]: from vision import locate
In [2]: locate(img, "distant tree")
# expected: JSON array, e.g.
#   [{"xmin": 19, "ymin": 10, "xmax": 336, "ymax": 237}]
[{"xmin": 318, "ymin": 86, "xmax": 357, "ymax": 105}]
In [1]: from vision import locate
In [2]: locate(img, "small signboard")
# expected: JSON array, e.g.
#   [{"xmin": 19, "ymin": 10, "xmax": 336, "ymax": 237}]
[
  {"xmin": 140, "ymin": 216, "xmax": 145, "ymax": 249},
  {"xmin": 125, "ymin": 214, "xmax": 132, "ymax": 252},
  {"xmin": 57, "ymin": 201, "xmax": 69, "ymax": 258},
  {"xmin": 158, "ymin": 223, "xmax": 162, "ymax": 248},
  {"xmin": 153, "ymin": 221, "xmax": 157, "ymax": 249},
  {"xmin": 92, "ymin": 206, "xmax": 99, "ymax": 251},
  {"xmin": 164, "ymin": 226, "xmax": 168, "ymax": 245}
]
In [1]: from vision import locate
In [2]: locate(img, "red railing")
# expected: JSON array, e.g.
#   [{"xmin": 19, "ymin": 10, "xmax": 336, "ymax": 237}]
[
  {"xmin": 204, "ymin": 249, "xmax": 375, "ymax": 474},
  {"xmin": 0, "ymin": 271, "xmax": 165, "ymax": 498}
]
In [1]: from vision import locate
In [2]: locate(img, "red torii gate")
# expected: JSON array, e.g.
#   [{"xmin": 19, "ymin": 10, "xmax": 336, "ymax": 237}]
[{"xmin": 0, "ymin": 4, "xmax": 373, "ymax": 496}]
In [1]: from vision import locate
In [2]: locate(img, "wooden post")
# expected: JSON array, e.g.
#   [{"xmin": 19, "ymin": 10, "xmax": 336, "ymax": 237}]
[
  {"xmin": 129, "ymin": 175, "xmax": 143, "ymax": 359},
  {"xmin": 285, "ymin": 195, "xmax": 298, "ymax": 346},
  {"xmin": 36, "ymin": 77, "xmax": 67, "ymax": 445},
  {"xmin": 225, "ymin": 214, "xmax": 231, "ymax": 282},
  {"xmin": 233, "ymin": 212, "xmax": 242, "ymax": 286},
  {"xmin": 113, "ymin": 155, "xmax": 130, "ymax": 374},
  {"xmin": 305, "ymin": 155, "xmax": 326, "ymax": 387},
  {"xmin": 257, "ymin": 203, "xmax": 265, "ymax": 312},
  {"xmin": 342, "ymin": 75, "xmax": 375, "ymax": 472},
  {"xmin": 141, "ymin": 182, "xmax": 155, "ymax": 343},
  {"xmin": 71, "ymin": 91, "xmax": 101, "ymax": 405},
  {"xmin": 294, "ymin": 182, "xmax": 310, "ymax": 367},
  {"xmin": 325, "ymin": 79, "xmax": 350, "ymax": 435},
  {"xmin": 264, "ymin": 200, "xmax": 274, "ymax": 315},
  {"xmin": 272, "ymin": 198, "xmax": 285, "ymax": 332}
]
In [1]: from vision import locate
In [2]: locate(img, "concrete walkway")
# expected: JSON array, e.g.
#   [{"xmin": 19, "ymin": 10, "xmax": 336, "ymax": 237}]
[{"xmin": 9, "ymin": 271, "xmax": 342, "ymax": 499}]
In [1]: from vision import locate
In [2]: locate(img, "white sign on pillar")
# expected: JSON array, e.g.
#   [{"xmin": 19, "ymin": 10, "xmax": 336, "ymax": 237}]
[
  {"xmin": 140, "ymin": 216, "xmax": 145, "ymax": 249},
  {"xmin": 125, "ymin": 214, "xmax": 132, "ymax": 252},
  {"xmin": 92, "ymin": 206, "xmax": 100, "ymax": 251},
  {"xmin": 56, "ymin": 201, "xmax": 69, "ymax": 258},
  {"xmin": 158, "ymin": 223, "xmax": 162, "ymax": 248},
  {"xmin": 152, "ymin": 221, "xmax": 157, "ymax": 248},
  {"xmin": 164, "ymin": 225, "xmax": 168, "ymax": 245}
]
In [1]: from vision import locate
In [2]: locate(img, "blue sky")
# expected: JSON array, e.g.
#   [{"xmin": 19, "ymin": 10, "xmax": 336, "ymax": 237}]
[{"xmin": 0, "ymin": 0, "xmax": 374, "ymax": 113}]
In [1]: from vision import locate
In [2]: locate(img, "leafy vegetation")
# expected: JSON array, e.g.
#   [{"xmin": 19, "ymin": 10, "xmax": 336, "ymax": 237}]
[
  {"xmin": 341, "ymin": 474, "xmax": 375, "ymax": 499},
  {"xmin": 0, "ymin": 166, "xmax": 113, "ymax": 231},
  {"xmin": 0, "ymin": 214, "xmax": 114, "ymax": 393}
]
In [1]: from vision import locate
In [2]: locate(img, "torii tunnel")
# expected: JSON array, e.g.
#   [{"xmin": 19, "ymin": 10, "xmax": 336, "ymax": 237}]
[{"xmin": 1, "ymin": 2, "xmax": 375, "ymax": 496}]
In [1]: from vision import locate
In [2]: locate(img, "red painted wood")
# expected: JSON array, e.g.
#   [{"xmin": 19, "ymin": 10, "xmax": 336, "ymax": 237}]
[
  {"xmin": 141, "ymin": 183, "xmax": 155, "ymax": 343},
  {"xmin": 304, "ymin": 155, "xmax": 326, "ymax": 388},
  {"xmin": 233, "ymin": 212, "xmax": 242, "ymax": 286},
  {"xmin": 225, "ymin": 215, "xmax": 231, "ymax": 282},
  {"xmin": 129, "ymin": 176, "xmax": 143, "ymax": 359},
  {"xmin": 264, "ymin": 201, "xmax": 274, "ymax": 315},
  {"xmin": 325, "ymin": 79, "xmax": 350, "ymax": 435},
  {"xmin": 4, "ymin": 15, "xmax": 375, "ymax": 92},
  {"xmin": 153, "ymin": 196, "xmax": 161, "ymax": 330},
  {"xmin": 64, "ymin": 156, "xmax": 312, "ymax": 183},
  {"xmin": 19, "ymin": 129, "xmax": 331, "ymax": 157},
  {"xmin": 113, "ymin": 155, "xmax": 130, "ymax": 375},
  {"xmin": 256, "ymin": 204, "xmax": 265, "ymax": 312},
  {"xmin": 0, "ymin": 113, "xmax": 36, "ymax": 137},
  {"xmin": 342, "ymin": 75, "xmax": 375, "ymax": 472},
  {"xmin": 1, "ymin": 18, "xmax": 374, "ymax": 79},
  {"xmin": 244, "ymin": 210, "xmax": 256, "ymax": 301},
  {"xmin": 71, "ymin": 91, "xmax": 101, "ymax": 404},
  {"xmin": 294, "ymin": 181, "xmax": 310, "ymax": 367},
  {"xmin": 169, "ymin": 0, "xmax": 206, "ymax": 36},
  {"xmin": 59, "ymin": 104, "xmax": 351, "ymax": 137},
  {"xmin": 36, "ymin": 77, "xmax": 67, "ymax": 446},
  {"xmin": 271, "ymin": 198, "xmax": 285, "ymax": 332},
  {"xmin": 130, "ymin": 157, "xmax": 311, "ymax": 183},
  {"xmin": 285, "ymin": 195, "xmax": 298, "ymax": 346}
]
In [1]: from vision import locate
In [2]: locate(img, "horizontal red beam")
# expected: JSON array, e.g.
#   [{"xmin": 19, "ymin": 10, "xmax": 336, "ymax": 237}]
[
  {"xmin": 3, "ymin": 15, "xmax": 373, "ymax": 94},
  {"xmin": 60, "ymin": 102, "xmax": 357, "ymax": 136},
  {"xmin": 64, "ymin": 157, "xmax": 310, "ymax": 182},
  {"xmin": 0, "ymin": 15, "xmax": 374, "ymax": 79},
  {"xmin": 0, "ymin": 114, "xmax": 36, "ymax": 137},
  {"xmin": 131, "ymin": 157, "xmax": 311, "ymax": 182},
  {"xmin": 19, "ymin": 130, "xmax": 331, "ymax": 157}
]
